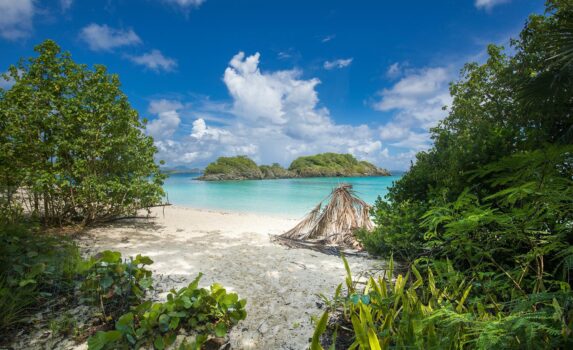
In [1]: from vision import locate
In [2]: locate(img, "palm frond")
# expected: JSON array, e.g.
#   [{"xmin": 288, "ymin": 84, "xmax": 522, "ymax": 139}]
[{"xmin": 280, "ymin": 184, "xmax": 373, "ymax": 248}]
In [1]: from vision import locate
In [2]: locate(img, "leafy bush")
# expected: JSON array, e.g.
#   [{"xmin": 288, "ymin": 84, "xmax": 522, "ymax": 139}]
[
  {"xmin": 0, "ymin": 223, "xmax": 83, "ymax": 333},
  {"xmin": 0, "ymin": 226, "xmax": 247, "ymax": 348},
  {"xmin": 88, "ymin": 273, "xmax": 247, "ymax": 350},
  {"xmin": 357, "ymin": 198, "xmax": 428, "ymax": 262},
  {"xmin": 337, "ymin": 3, "xmax": 573, "ymax": 349},
  {"xmin": 81, "ymin": 251, "xmax": 154, "ymax": 321},
  {"xmin": 312, "ymin": 255, "xmax": 572, "ymax": 350},
  {"xmin": 288, "ymin": 153, "xmax": 387, "ymax": 177},
  {"xmin": 203, "ymin": 155, "xmax": 262, "ymax": 178},
  {"xmin": 0, "ymin": 40, "xmax": 166, "ymax": 225},
  {"xmin": 258, "ymin": 163, "xmax": 292, "ymax": 178}
]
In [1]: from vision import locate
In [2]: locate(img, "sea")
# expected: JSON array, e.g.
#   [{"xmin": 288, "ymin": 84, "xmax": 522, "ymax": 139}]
[{"xmin": 163, "ymin": 173, "xmax": 403, "ymax": 219}]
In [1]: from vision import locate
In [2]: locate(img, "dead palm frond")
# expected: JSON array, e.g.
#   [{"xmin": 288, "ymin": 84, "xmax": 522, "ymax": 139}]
[{"xmin": 280, "ymin": 184, "xmax": 372, "ymax": 248}]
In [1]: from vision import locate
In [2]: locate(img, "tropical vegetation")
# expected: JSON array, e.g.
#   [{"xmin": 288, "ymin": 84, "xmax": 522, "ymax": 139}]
[
  {"xmin": 0, "ymin": 40, "xmax": 245, "ymax": 348},
  {"xmin": 200, "ymin": 155, "xmax": 264, "ymax": 180},
  {"xmin": 288, "ymin": 153, "xmax": 390, "ymax": 177},
  {"xmin": 314, "ymin": 1, "xmax": 573, "ymax": 348},
  {"xmin": 0, "ymin": 40, "xmax": 166, "ymax": 226},
  {"xmin": 199, "ymin": 153, "xmax": 390, "ymax": 181}
]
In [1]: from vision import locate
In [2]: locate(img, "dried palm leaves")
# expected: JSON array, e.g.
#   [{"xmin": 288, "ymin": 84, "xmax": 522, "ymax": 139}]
[{"xmin": 279, "ymin": 184, "xmax": 372, "ymax": 248}]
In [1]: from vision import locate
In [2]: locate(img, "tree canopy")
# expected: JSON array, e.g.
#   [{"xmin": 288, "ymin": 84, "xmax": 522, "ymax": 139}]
[
  {"xmin": 0, "ymin": 40, "xmax": 166, "ymax": 225},
  {"xmin": 319, "ymin": 1, "xmax": 573, "ymax": 348},
  {"xmin": 288, "ymin": 153, "xmax": 390, "ymax": 177}
]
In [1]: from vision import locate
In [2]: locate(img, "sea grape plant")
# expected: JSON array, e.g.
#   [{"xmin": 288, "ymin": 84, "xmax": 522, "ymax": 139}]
[
  {"xmin": 0, "ymin": 40, "xmax": 166, "ymax": 226},
  {"xmin": 88, "ymin": 273, "xmax": 247, "ymax": 350},
  {"xmin": 81, "ymin": 250, "xmax": 154, "ymax": 320}
]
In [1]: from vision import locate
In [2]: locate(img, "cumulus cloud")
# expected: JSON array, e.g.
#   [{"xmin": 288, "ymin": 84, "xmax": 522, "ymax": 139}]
[
  {"xmin": 190, "ymin": 118, "xmax": 230, "ymax": 141},
  {"xmin": 155, "ymin": 52, "xmax": 388, "ymax": 168},
  {"xmin": 0, "ymin": 0, "xmax": 34, "ymax": 40},
  {"xmin": 475, "ymin": 0, "xmax": 510, "ymax": 10},
  {"xmin": 60, "ymin": 0, "xmax": 73, "ymax": 11},
  {"xmin": 127, "ymin": 50, "xmax": 177, "ymax": 72},
  {"xmin": 79, "ymin": 24, "xmax": 142, "ymax": 51},
  {"xmin": 163, "ymin": 0, "xmax": 205, "ymax": 9},
  {"xmin": 324, "ymin": 58, "xmax": 353, "ymax": 70},
  {"xmin": 146, "ymin": 99, "xmax": 183, "ymax": 140},
  {"xmin": 375, "ymin": 67, "xmax": 451, "ymax": 127},
  {"xmin": 386, "ymin": 62, "xmax": 404, "ymax": 79},
  {"xmin": 321, "ymin": 34, "xmax": 335, "ymax": 43},
  {"xmin": 374, "ymin": 65, "xmax": 453, "ymax": 158}
]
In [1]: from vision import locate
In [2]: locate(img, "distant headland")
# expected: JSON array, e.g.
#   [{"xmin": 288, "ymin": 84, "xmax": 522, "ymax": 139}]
[{"xmin": 196, "ymin": 153, "xmax": 391, "ymax": 181}]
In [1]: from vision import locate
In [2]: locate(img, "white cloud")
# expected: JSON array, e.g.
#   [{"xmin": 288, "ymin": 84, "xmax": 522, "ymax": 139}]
[
  {"xmin": 374, "ymin": 67, "xmax": 451, "ymax": 129},
  {"xmin": 373, "ymin": 65, "xmax": 453, "ymax": 162},
  {"xmin": 475, "ymin": 0, "xmax": 510, "ymax": 10},
  {"xmin": 321, "ymin": 34, "xmax": 335, "ymax": 43},
  {"xmin": 324, "ymin": 58, "xmax": 353, "ymax": 70},
  {"xmin": 79, "ymin": 24, "xmax": 142, "ymax": 51},
  {"xmin": 155, "ymin": 52, "xmax": 389, "ymax": 168},
  {"xmin": 389, "ymin": 131, "xmax": 431, "ymax": 151},
  {"xmin": 147, "ymin": 99, "xmax": 183, "ymax": 140},
  {"xmin": 60, "ymin": 0, "xmax": 73, "ymax": 11},
  {"xmin": 163, "ymin": 0, "xmax": 205, "ymax": 8},
  {"xmin": 386, "ymin": 62, "xmax": 403, "ymax": 79},
  {"xmin": 0, "ymin": 0, "xmax": 34, "ymax": 40},
  {"xmin": 127, "ymin": 50, "xmax": 177, "ymax": 72},
  {"xmin": 190, "ymin": 118, "xmax": 230, "ymax": 141}
]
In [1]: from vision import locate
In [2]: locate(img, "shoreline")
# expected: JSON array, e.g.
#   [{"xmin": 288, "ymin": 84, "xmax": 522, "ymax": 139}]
[
  {"xmin": 80, "ymin": 206, "xmax": 383, "ymax": 349},
  {"xmin": 192, "ymin": 173, "xmax": 393, "ymax": 182},
  {"xmin": 160, "ymin": 204, "xmax": 305, "ymax": 221}
]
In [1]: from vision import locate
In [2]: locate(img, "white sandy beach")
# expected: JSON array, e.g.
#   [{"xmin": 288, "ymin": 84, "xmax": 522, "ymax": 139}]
[{"xmin": 79, "ymin": 205, "xmax": 383, "ymax": 350}]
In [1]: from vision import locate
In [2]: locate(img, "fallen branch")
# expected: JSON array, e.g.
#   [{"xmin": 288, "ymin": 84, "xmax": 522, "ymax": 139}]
[{"xmin": 270, "ymin": 235, "xmax": 370, "ymax": 258}]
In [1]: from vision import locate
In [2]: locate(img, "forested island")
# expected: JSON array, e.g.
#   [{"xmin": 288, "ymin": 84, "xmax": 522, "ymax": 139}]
[
  {"xmin": 197, "ymin": 153, "xmax": 391, "ymax": 181},
  {"xmin": 1, "ymin": 1, "xmax": 573, "ymax": 349}
]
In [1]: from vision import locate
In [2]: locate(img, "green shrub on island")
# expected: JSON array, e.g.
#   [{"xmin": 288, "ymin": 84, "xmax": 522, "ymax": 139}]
[
  {"xmin": 200, "ymin": 155, "xmax": 263, "ymax": 180},
  {"xmin": 199, "ymin": 153, "xmax": 390, "ymax": 180},
  {"xmin": 258, "ymin": 163, "xmax": 292, "ymax": 179},
  {"xmin": 0, "ymin": 40, "xmax": 166, "ymax": 226},
  {"xmin": 289, "ymin": 153, "xmax": 389, "ymax": 177},
  {"xmin": 88, "ymin": 273, "xmax": 247, "ymax": 350}
]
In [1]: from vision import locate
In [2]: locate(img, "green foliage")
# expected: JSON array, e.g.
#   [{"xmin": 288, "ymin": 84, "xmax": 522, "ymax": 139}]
[
  {"xmin": 0, "ymin": 40, "xmax": 166, "ymax": 225},
  {"xmin": 88, "ymin": 273, "xmax": 247, "ymax": 350},
  {"xmin": 342, "ymin": 2, "xmax": 573, "ymax": 349},
  {"xmin": 288, "ymin": 153, "xmax": 387, "ymax": 177},
  {"xmin": 0, "ymin": 224, "xmax": 246, "ymax": 347},
  {"xmin": 0, "ymin": 223, "xmax": 82, "ymax": 333},
  {"xmin": 358, "ymin": 198, "xmax": 428, "ymax": 262},
  {"xmin": 81, "ymin": 251, "xmax": 154, "ymax": 320},
  {"xmin": 201, "ymin": 153, "xmax": 390, "ymax": 180},
  {"xmin": 258, "ymin": 163, "xmax": 292, "ymax": 178},
  {"xmin": 314, "ymin": 256, "xmax": 572, "ymax": 349},
  {"xmin": 203, "ymin": 155, "xmax": 263, "ymax": 179}
]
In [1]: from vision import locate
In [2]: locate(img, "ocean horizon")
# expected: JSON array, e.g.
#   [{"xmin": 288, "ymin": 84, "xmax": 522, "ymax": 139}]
[{"xmin": 163, "ymin": 173, "xmax": 403, "ymax": 218}]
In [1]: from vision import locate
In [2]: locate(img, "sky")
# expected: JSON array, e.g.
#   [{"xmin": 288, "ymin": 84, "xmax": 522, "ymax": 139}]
[{"xmin": 0, "ymin": 0, "xmax": 545, "ymax": 170}]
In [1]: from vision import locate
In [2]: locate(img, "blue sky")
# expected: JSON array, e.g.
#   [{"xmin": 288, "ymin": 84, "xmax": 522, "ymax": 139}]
[{"xmin": 0, "ymin": 0, "xmax": 544, "ymax": 170}]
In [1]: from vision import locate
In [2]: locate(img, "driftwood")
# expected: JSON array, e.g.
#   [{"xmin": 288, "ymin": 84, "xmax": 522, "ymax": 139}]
[
  {"xmin": 279, "ymin": 184, "xmax": 372, "ymax": 248},
  {"xmin": 271, "ymin": 235, "xmax": 370, "ymax": 258}
]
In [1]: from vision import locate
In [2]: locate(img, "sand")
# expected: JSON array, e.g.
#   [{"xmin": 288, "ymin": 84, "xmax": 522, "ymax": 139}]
[{"xmin": 80, "ymin": 206, "xmax": 384, "ymax": 350}]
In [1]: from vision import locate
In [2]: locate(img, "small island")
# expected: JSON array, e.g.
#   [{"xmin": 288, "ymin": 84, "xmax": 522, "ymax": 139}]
[{"xmin": 197, "ymin": 153, "xmax": 391, "ymax": 181}]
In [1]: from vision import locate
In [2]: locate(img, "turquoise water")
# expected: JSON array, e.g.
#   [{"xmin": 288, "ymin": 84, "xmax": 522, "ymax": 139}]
[{"xmin": 163, "ymin": 173, "xmax": 402, "ymax": 218}]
